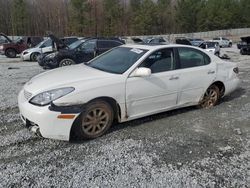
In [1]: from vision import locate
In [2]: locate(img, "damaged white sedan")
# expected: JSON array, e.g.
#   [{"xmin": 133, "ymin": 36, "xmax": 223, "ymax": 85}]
[{"xmin": 18, "ymin": 44, "xmax": 240, "ymax": 141}]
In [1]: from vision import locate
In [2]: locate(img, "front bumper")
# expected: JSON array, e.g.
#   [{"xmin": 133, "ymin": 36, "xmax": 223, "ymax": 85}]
[
  {"xmin": 20, "ymin": 53, "xmax": 30, "ymax": 61},
  {"xmin": 18, "ymin": 89, "xmax": 80, "ymax": 141}
]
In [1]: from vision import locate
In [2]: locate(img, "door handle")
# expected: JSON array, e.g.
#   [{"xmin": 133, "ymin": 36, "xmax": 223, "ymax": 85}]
[
  {"xmin": 169, "ymin": 76, "xmax": 179, "ymax": 80},
  {"xmin": 208, "ymin": 70, "xmax": 215, "ymax": 74}
]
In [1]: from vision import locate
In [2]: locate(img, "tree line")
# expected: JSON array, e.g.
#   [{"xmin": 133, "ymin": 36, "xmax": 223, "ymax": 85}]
[{"xmin": 0, "ymin": 0, "xmax": 250, "ymax": 37}]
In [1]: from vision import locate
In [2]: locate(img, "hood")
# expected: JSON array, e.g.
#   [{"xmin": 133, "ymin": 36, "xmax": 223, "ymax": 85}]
[
  {"xmin": 0, "ymin": 33, "xmax": 12, "ymax": 43},
  {"xmin": 48, "ymin": 34, "xmax": 68, "ymax": 50},
  {"xmin": 23, "ymin": 46, "xmax": 41, "ymax": 54},
  {"xmin": 24, "ymin": 64, "xmax": 112, "ymax": 94}
]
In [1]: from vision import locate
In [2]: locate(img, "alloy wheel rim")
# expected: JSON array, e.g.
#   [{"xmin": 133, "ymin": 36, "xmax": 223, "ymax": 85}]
[
  {"xmin": 201, "ymin": 88, "xmax": 218, "ymax": 108},
  {"xmin": 62, "ymin": 60, "xmax": 72, "ymax": 66},
  {"xmin": 82, "ymin": 108, "xmax": 109, "ymax": 136}
]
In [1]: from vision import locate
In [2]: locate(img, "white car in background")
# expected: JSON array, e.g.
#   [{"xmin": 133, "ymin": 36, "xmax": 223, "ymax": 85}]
[
  {"xmin": 21, "ymin": 39, "xmax": 52, "ymax": 61},
  {"xmin": 18, "ymin": 44, "xmax": 240, "ymax": 141},
  {"xmin": 211, "ymin": 37, "xmax": 232, "ymax": 48}
]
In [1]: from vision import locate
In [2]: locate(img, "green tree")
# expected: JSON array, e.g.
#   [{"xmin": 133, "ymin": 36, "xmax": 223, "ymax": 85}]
[
  {"xmin": 11, "ymin": 0, "xmax": 28, "ymax": 35},
  {"xmin": 132, "ymin": 0, "xmax": 158, "ymax": 35},
  {"xmin": 175, "ymin": 0, "xmax": 204, "ymax": 33},
  {"xmin": 102, "ymin": 0, "xmax": 122, "ymax": 36},
  {"xmin": 69, "ymin": 0, "xmax": 89, "ymax": 35}
]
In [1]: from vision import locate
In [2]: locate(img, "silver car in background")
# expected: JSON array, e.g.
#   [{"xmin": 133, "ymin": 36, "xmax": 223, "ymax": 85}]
[
  {"xmin": 21, "ymin": 39, "xmax": 52, "ymax": 61},
  {"xmin": 199, "ymin": 41, "xmax": 220, "ymax": 56}
]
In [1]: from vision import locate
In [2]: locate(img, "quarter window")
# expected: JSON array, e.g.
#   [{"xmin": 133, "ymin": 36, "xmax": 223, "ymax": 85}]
[
  {"xmin": 178, "ymin": 48, "xmax": 211, "ymax": 69},
  {"xmin": 139, "ymin": 48, "xmax": 175, "ymax": 73}
]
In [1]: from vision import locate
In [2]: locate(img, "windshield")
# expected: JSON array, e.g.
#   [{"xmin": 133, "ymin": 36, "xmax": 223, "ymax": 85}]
[
  {"xmin": 87, "ymin": 47, "xmax": 148, "ymax": 74},
  {"xmin": 69, "ymin": 40, "xmax": 83, "ymax": 49}
]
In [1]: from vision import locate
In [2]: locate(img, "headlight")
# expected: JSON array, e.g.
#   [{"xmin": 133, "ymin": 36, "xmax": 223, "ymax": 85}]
[
  {"xmin": 46, "ymin": 52, "xmax": 57, "ymax": 59},
  {"xmin": 29, "ymin": 87, "xmax": 75, "ymax": 106}
]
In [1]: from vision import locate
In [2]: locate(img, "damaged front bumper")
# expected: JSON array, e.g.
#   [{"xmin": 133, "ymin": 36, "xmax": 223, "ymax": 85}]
[{"xmin": 18, "ymin": 89, "xmax": 81, "ymax": 141}]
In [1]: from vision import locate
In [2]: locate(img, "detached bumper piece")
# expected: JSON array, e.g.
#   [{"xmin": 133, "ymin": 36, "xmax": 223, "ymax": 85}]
[{"xmin": 25, "ymin": 118, "xmax": 42, "ymax": 137}]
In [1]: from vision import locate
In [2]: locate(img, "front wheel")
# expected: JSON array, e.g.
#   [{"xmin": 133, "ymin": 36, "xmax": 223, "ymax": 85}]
[
  {"xmin": 199, "ymin": 85, "xmax": 220, "ymax": 109},
  {"xmin": 5, "ymin": 49, "xmax": 17, "ymax": 58},
  {"xmin": 73, "ymin": 101, "xmax": 114, "ymax": 140},
  {"xmin": 59, "ymin": 59, "xmax": 75, "ymax": 67},
  {"xmin": 30, "ymin": 52, "xmax": 40, "ymax": 61}
]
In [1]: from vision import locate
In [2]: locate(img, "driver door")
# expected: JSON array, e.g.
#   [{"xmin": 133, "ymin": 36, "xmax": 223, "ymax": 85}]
[{"xmin": 125, "ymin": 48, "xmax": 179, "ymax": 119}]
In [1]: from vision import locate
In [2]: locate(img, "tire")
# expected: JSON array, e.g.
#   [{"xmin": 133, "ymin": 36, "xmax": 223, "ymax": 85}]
[
  {"xmin": 73, "ymin": 100, "xmax": 114, "ymax": 140},
  {"xmin": 199, "ymin": 85, "xmax": 220, "ymax": 109},
  {"xmin": 228, "ymin": 43, "xmax": 232, "ymax": 47},
  {"xmin": 30, "ymin": 52, "xmax": 40, "ymax": 61},
  {"xmin": 59, "ymin": 59, "xmax": 75, "ymax": 67},
  {"xmin": 5, "ymin": 48, "xmax": 17, "ymax": 58}
]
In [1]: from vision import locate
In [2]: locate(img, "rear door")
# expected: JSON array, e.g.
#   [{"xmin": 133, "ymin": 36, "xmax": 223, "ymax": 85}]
[
  {"xmin": 175, "ymin": 47, "xmax": 216, "ymax": 105},
  {"xmin": 97, "ymin": 40, "xmax": 122, "ymax": 55}
]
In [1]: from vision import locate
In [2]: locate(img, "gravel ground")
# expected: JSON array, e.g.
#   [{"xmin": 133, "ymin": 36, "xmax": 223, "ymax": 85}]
[{"xmin": 0, "ymin": 46, "xmax": 249, "ymax": 188}]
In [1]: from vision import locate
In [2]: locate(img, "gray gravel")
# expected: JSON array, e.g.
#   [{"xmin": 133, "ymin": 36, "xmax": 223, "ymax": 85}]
[{"xmin": 0, "ymin": 46, "xmax": 249, "ymax": 187}]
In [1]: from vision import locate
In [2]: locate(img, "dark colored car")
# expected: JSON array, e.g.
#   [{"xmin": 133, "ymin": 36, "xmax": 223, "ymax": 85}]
[
  {"xmin": 175, "ymin": 37, "xmax": 192, "ymax": 46},
  {"xmin": 0, "ymin": 36, "xmax": 44, "ymax": 58},
  {"xmin": 240, "ymin": 36, "xmax": 250, "ymax": 55},
  {"xmin": 39, "ymin": 38, "xmax": 124, "ymax": 69},
  {"xmin": 189, "ymin": 38, "xmax": 204, "ymax": 46}
]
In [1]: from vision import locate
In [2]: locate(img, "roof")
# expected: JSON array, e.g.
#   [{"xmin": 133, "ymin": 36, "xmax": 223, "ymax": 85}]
[{"xmin": 122, "ymin": 43, "xmax": 201, "ymax": 51}]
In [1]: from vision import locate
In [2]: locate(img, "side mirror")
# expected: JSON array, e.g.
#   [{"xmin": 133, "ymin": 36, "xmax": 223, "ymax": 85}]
[{"xmin": 131, "ymin": 67, "xmax": 151, "ymax": 77}]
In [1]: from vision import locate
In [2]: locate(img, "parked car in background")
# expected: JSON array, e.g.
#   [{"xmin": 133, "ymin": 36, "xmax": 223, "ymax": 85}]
[
  {"xmin": 211, "ymin": 37, "xmax": 232, "ymax": 48},
  {"xmin": 0, "ymin": 36, "xmax": 44, "ymax": 58},
  {"xmin": 0, "ymin": 33, "xmax": 12, "ymax": 44},
  {"xmin": 175, "ymin": 37, "xmax": 192, "ymax": 46},
  {"xmin": 21, "ymin": 37, "xmax": 79, "ymax": 61},
  {"xmin": 18, "ymin": 44, "xmax": 240, "ymax": 141},
  {"xmin": 239, "ymin": 36, "xmax": 250, "ymax": 55},
  {"xmin": 39, "ymin": 38, "xmax": 124, "ymax": 69},
  {"xmin": 143, "ymin": 37, "xmax": 169, "ymax": 44},
  {"xmin": 199, "ymin": 41, "xmax": 220, "ymax": 56},
  {"xmin": 189, "ymin": 38, "xmax": 204, "ymax": 46}
]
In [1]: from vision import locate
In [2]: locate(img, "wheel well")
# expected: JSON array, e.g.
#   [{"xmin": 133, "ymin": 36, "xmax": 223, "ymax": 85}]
[
  {"xmin": 69, "ymin": 97, "xmax": 121, "ymax": 141},
  {"xmin": 211, "ymin": 81, "xmax": 225, "ymax": 97},
  {"xmin": 88, "ymin": 97, "xmax": 121, "ymax": 122},
  {"xmin": 5, "ymin": 48, "xmax": 17, "ymax": 53}
]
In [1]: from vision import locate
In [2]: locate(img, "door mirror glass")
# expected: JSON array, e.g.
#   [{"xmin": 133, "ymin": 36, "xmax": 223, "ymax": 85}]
[{"xmin": 131, "ymin": 67, "xmax": 151, "ymax": 77}]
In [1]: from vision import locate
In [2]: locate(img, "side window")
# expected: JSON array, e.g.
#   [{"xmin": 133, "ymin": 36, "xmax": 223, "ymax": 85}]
[
  {"xmin": 107, "ymin": 41, "xmax": 122, "ymax": 48},
  {"xmin": 139, "ymin": 48, "xmax": 175, "ymax": 73},
  {"xmin": 42, "ymin": 39, "xmax": 52, "ymax": 47},
  {"xmin": 178, "ymin": 48, "xmax": 210, "ymax": 69},
  {"xmin": 80, "ymin": 40, "xmax": 96, "ymax": 51},
  {"xmin": 97, "ymin": 40, "xmax": 109, "ymax": 49},
  {"xmin": 97, "ymin": 40, "xmax": 121, "ymax": 48}
]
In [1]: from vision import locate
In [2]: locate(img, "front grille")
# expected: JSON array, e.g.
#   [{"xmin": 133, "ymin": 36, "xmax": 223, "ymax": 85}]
[{"xmin": 24, "ymin": 90, "xmax": 32, "ymax": 100}]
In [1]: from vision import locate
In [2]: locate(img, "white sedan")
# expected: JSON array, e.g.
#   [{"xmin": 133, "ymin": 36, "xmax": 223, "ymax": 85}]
[{"xmin": 18, "ymin": 44, "xmax": 240, "ymax": 141}]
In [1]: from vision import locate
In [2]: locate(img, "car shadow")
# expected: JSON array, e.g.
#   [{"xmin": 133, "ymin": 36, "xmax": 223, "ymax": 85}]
[
  {"xmin": 71, "ymin": 87, "xmax": 246, "ymax": 143},
  {"xmin": 220, "ymin": 87, "xmax": 246, "ymax": 103}
]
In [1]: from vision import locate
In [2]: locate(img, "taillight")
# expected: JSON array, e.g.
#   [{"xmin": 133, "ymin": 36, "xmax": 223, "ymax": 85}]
[{"xmin": 233, "ymin": 67, "xmax": 239, "ymax": 74}]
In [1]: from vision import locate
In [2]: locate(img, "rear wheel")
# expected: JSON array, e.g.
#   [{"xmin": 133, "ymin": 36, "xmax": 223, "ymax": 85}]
[
  {"xmin": 59, "ymin": 59, "xmax": 75, "ymax": 67},
  {"xmin": 73, "ymin": 101, "xmax": 114, "ymax": 140},
  {"xmin": 199, "ymin": 85, "xmax": 220, "ymax": 109},
  {"xmin": 228, "ymin": 43, "xmax": 232, "ymax": 47},
  {"xmin": 5, "ymin": 48, "xmax": 17, "ymax": 58},
  {"xmin": 30, "ymin": 52, "xmax": 40, "ymax": 61}
]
